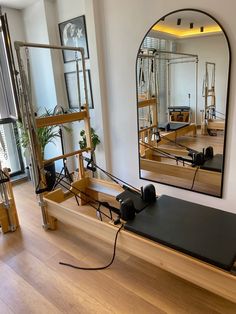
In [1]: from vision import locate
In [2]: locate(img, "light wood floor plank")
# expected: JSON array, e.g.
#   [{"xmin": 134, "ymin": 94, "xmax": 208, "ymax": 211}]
[
  {"xmin": 0, "ymin": 261, "xmax": 61, "ymax": 314},
  {"xmin": 46, "ymin": 227, "xmax": 235, "ymax": 314},
  {"xmin": 46, "ymin": 250, "xmax": 165, "ymax": 314},
  {"xmin": 6, "ymin": 251, "xmax": 115, "ymax": 314},
  {"xmin": 0, "ymin": 297, "xmax": 14, "ymax": 314},
  {"xmin": 0, "ymin": 181, "xmax": 234, "ymax": 313}
]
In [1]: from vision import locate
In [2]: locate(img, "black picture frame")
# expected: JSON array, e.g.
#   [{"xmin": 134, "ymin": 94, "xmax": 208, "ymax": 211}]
[
  {"xmin": 65, "ymin": 70, "xmax": 94, "ymax": 109},
  {"xmin": 59, "ymin": 15, "xmax": 89, "ymax": 62}
]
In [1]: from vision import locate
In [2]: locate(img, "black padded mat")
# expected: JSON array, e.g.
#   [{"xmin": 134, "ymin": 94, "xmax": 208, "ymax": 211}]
[
  {"xmin": 116, "ymin": 190, "xmax": 149, "ymax": 212},
  {"xmin": 125, "ymin": 195, "xmax": 236, "ymax": 270},
  {"xmin": 168, "ymin": 106, "xmax": 190, "ymax": 111},
  {"xmin": 158, "ymin": 122, "xmax": 189, "ymax": 131},
  {"xmin": 201, "ymin": 154, "xmax": 223, "ymax": 172}
]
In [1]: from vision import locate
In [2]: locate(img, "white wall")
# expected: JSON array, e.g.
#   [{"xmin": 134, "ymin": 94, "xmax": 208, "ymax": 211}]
[
  {"xmin": 94, "ymin": 0, "xmax": 236, "ymax": 213},
  {"xmin": 174, "ymin": 34, "xmax": 229, "ymax": 123},
  {"xmin": 3, "ymin": 7, "xmax": 25, "ymax": 62},
  {"xmin": 56, "ymin": 0, "xmax": 110, "ymax": 170},
  {"xmin": 22, "ymin": 0, "xmax": 64, "ymax": 166},
  {"xmin": 22, "ymin": 0, "xmax": 57, "ymax": 110},
  {"xmin": 169, "ymin": 61, "xmax": 197, "ymax": 121},
  {"xmin": 55, "ymin": 0, "xmax": 87, "ymax": 162}
]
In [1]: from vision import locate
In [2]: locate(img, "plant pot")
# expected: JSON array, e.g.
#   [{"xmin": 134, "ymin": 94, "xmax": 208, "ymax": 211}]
[{"xmin": 44, "ymin": 162, "xmax": 56, "ymax": 191}]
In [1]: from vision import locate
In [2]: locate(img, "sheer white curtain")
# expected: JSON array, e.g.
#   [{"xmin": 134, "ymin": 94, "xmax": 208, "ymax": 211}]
[
  {"xmin": 0, "ymin": 14, "xmax": 18, "ymax": 121},
  {"xmin": 0, "ymin": 14, "xmax": 23, "ymax": 174}
]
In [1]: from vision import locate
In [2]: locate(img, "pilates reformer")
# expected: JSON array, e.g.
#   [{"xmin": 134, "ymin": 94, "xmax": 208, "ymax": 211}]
[
  {"xmin": 139, "ymin": 140, "xmax": 222, "ymax": 195},
  {"xmin": 201, "ymin": 62, "xmax": 226, "ymax": 136},
  {"xmin": 14, "ymin": 41, "xmax": 236, "ymax": 303},
  {"xmin": 137, "ymin": 50, "xmax": 198, "ymax": 149},
  {"xmin": 138, "ymin": 123, "xmax": 222, "ymax": 195}
]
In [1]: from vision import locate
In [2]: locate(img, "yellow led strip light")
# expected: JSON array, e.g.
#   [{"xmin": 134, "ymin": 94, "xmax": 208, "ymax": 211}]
[{"xmin": 152, "ymin": 24, "xmax": 222, "ymax": 37}]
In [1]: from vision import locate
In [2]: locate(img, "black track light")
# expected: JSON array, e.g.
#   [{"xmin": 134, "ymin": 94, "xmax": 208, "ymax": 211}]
[
  {"xmin": 160, "ymin": 17, "xmax": 165, "ymax": 21},
  {"xmin": 177, "ymin": 18, "xmax": 181, "ymax": 26},
  {"xmin": 190, "ymin": 23, "xmax": 194, "ymax": 29},
  {"xmin": 200, "ymin": 26, "xmax": 204, "ymax": 32}
]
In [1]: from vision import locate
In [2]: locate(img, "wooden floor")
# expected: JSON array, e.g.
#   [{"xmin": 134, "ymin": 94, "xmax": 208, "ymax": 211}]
[{"xmin": 0, "ymin": 181, "xmax": 236, "ymax": 313}]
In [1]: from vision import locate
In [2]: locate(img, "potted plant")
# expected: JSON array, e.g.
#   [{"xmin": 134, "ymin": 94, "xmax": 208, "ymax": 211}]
[
  {"xmin": 18, "ymin": 109, "xmax": 69, "ymax": 190},
  {"xmin": 78, "ymin": 127, "xmax": 100, "ymax": 177}
]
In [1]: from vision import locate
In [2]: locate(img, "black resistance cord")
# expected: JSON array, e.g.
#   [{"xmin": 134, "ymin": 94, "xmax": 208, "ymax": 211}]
[
  {"xmin": 56, "ymin": 175, "xmax": 124, "ymax": 270},
  {"xmin": 59, "ymin": 224, "xmax": 124, "ymax": 270}
]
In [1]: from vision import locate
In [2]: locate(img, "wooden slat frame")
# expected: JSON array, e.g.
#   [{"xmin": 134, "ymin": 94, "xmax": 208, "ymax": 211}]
[
  {"xmin": 208, "ymin": 119, "xmax": 225, "ymax": 131},
  {"xmin": 157, "ymin": 124, "xmax": 197, "ymax": 145},
  {"xmin": 43, "ymin": 148, "xmax": 89, "ymax": 165},
  {"xmin": 140, "ymin": 158, "xmax": 221, "ymax": 186},
  {"xmin": 138, "ymin": 98, "xmax": 157, "ymax": 108},
  {"xmin": 36, "ymin": 111, "xmax": 87, "ymax": 128}
]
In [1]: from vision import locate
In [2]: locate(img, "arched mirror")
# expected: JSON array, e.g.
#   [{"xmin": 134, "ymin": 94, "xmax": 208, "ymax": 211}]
[{"xmin": 137, "ymin": 9, "xmax": 230, "ymax": 197}]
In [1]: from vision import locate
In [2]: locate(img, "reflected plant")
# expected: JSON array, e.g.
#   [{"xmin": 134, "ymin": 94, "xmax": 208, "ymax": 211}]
[{"xmin": 79, "ymin": 127, "xmax": 100, "ymax": 151}]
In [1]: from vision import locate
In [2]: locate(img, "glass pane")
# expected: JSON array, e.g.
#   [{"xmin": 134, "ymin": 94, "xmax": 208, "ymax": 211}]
[{"xmin": 0, "ymin": 123, "xmax": 22, "ymax": 173}]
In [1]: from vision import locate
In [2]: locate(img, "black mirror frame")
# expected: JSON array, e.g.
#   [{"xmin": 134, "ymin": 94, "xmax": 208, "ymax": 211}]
[{"xmin": 136, "ymin": 8, "xmax": 231, "ymax": 198}]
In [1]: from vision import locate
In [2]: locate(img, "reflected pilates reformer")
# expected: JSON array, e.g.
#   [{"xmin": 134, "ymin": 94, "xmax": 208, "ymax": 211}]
[{"xmin": 140, "ymin": 127, "xmax": 223, "ymax": 193}]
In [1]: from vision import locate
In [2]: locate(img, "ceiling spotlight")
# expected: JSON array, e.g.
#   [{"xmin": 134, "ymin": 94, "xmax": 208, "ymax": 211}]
[
  {"xmin": 200, "ymin": 26, "xmax": 204, "ymax": 32},
  {"xmin": 177, "ymin": 18, "xmax": 181, "ymax": 26},
  {"xmin": 190, "ymin": 23, "xmax": 194, "ymax": 29}
]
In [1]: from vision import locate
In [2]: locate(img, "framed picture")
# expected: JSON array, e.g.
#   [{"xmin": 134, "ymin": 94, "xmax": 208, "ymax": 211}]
[
  {"xmin": 65, "ymin": 70, "xmax": 94, "ymax": 109},
  {"xmin": 59, "ymin": 15, "xmax": 89, "ymax": 62}
]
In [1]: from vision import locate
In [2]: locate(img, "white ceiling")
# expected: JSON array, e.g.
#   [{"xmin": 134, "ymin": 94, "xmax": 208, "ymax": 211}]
[{"xmin": 0, "ymin": 0, "xmax": 37, "ymax": 10}]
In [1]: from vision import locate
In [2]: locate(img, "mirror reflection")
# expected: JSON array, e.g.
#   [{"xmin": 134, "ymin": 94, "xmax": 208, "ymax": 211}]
[{"xmin": 137, "ymin": 9, "xmax": 230, "ymax": 197}]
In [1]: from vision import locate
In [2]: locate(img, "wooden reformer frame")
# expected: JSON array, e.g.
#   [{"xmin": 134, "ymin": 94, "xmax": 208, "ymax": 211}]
[
  {"xmin": 137, "ymin": 50, "xmax": 198, "ymax": 125},
  {"xmin": 137, "ymin": 51, "xmax": 198, "ymax": 160},
  {"xmin": 0, "ymin": 167, "xmax": 19, "ymax": 233},
  {"xmin": 139, "ymin": 134, "xmax": 221, "ymax": 196},
  {"xmin": 201, "ymin": 62, "xmax": 226, "ymax": 135},
  {"xmin": 14, "ymin": 41, "xmax": 236, "ymax": 303}
]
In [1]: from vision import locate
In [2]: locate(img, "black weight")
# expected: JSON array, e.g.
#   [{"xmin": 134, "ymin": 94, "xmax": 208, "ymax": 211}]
[
  {"xmin": 193, "ymin": 152, "xmax": 205, "ymax": 166},
  {"xmin": 166, "ymin": 123, "xmax": 170, "ymax": 131},
  {"xmin": 120, "ymin": 198, "xmax": 136, "ymax": 221},
  {"xmin": 142, "ymin": 184, "xmax": 156, "ymax": 203},
  {"xmin": 205, "ymin": 146, "xmax": 214, "ymax": 160}
]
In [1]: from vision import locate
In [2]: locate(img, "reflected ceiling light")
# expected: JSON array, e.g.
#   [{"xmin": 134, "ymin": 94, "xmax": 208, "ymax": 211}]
[
  {"xmin": 152, "ymin": 24, "xmax": 222, "ymax": 37},
  {"xmin": 177, "ymin": 18, "xmax": 181, "ymax": 25},
  {"xmin": 190, "ymin": 23, "xmax": 194, "ymax": 29},
  {"xmin": 200, "ymin": 26, "xmax": 204, "ymax": 32}
]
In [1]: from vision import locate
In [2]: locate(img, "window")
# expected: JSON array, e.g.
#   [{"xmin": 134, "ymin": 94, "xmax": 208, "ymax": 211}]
[{"xmin": 0, "ymin": 13, "xmax": 24, "ymax": 176}]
